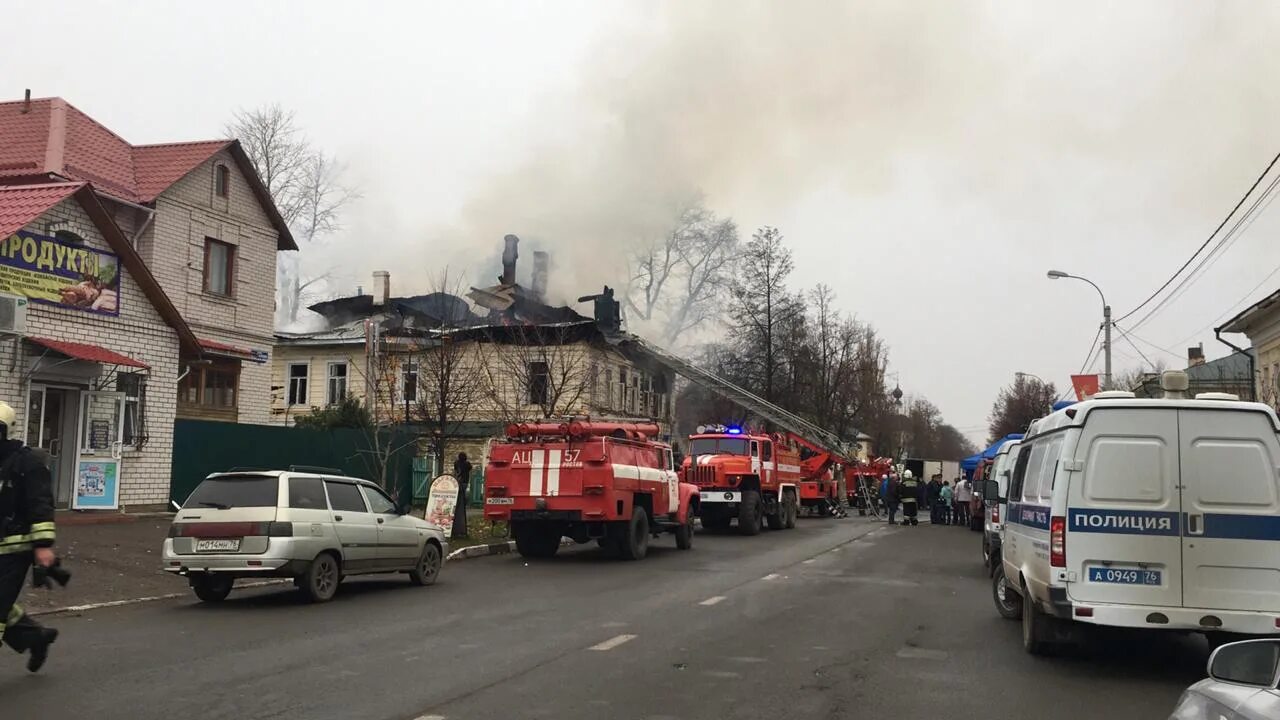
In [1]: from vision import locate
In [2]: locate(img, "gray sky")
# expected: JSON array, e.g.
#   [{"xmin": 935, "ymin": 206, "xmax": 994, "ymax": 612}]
[{"xmin": 11, "ymin": 1, "xmax": 1280, "ymax": 446}]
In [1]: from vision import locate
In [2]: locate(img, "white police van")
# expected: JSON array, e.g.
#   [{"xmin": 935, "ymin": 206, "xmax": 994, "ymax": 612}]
[
  {"xmin": 997, "ymin": 372, "xmax": 1280, "ymax": 654},
  {"xmin": 982, "ymin": 436, "xmax": 1022, "ymax": 573}
]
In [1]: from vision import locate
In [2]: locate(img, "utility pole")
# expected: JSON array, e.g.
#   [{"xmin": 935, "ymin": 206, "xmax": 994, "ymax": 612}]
[
  {"xmin": 1047, "ymin": 270, "xmax": 1112, "ymax": 391},
  {"xmin": 1102, "ymin": 303, "xmax": 1112, "ymax": 391}
]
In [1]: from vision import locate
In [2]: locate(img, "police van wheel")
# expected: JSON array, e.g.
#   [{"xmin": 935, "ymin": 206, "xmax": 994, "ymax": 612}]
[
  {"xmin": 737, "ymin": 491, "xmax": 763, "ymax": 536},
  {"xmin": 191, "ymin": 574, "xmax": 233, "ymax": 603},
  {"xmin": 1021, "ymin": 583, "xmax": 1052, "ymax": 655},
  {"xmin": 992, "ymin": 565, "xmax": 1021, "ymax": 620},
  {"xmin": 619, "ymin": 508, "xmax": 650, "ymax": 561}
]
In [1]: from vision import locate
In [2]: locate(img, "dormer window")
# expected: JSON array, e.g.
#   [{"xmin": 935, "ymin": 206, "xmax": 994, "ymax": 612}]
[{"xmin": 215, "ymin": 164, "xmax": 230, "ymax": 197}]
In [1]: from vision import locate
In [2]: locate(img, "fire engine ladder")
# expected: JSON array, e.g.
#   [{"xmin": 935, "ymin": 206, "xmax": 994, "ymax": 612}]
[{"xmin": 629, "ymin": 338, "xmax": 857, "ymax": 458}]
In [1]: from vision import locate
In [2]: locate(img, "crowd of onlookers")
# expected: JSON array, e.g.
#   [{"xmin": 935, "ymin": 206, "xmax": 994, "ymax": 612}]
[{"xmin": 877, "ymin": 472, "xmax": 977, "ymax": 527}]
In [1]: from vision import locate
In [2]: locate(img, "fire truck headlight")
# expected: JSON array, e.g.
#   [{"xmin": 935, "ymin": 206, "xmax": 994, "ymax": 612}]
[
  {"xmin": 535, "ymin": 498, "xmax": 548, "ymax": 511},
  {"xmin": 723, "ymin": 492, "xmax": 734, "ymax": 501}
]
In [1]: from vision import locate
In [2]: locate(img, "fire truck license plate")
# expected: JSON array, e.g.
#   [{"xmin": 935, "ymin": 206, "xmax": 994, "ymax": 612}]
[
  {"xmin": 485, "ymin": 497, "xmax": 514, "ymax": 505},
  {"xmin": 196, "ymin": 539, "xmax": 240, "ymax": 552}
]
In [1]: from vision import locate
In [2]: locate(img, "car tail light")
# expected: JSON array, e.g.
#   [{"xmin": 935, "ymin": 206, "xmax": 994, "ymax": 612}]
[
  {"xmin": 1050, "ymin": 516, "xmax": 1066, "ymax": 567},
  {"xmin": 167, "ymin": 524, "xmax": 180, "ymax": 538},
  {"xmin": 991, "ymin": 504, "xmax": 1000, "ymax": 524},
  {"xmin": 1074, "ymin": 607, "xmax": 1093, "ymax": 617}
]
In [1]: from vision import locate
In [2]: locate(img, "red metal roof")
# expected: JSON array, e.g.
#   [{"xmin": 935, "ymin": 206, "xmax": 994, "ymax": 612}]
[
  {"xmin": 134, "ymin": 141, "xmax": 231, "ymax": 201},
  {"xmin": 26, "ymin": 336, "xmax": 149, "ymax": 369},
  {"xmin": 0, "ymin": 182, "xmax": 85, "ymax": 237},
  {"xmin": 198, "ymin": 337, "xmax": 254, "ymax": 357}
]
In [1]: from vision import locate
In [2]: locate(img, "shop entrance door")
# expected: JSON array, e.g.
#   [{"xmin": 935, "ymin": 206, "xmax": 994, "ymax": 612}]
[{"xmin": 25, "ymin": 385, "xmax": 79, "ymax": 506}]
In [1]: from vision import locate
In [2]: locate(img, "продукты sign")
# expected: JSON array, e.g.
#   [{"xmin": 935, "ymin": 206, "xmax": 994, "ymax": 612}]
[{"xmin": 0, "ymin": 230, "xmax": 122, "ymax": 315}]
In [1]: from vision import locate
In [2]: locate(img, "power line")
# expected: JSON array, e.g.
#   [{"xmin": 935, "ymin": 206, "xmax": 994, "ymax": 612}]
[
  {"xmin": 1059, "ymin": 326, "xmax": 1103, "ymax": 401},
  {"xmin": 1116, "ymin": 148, "xmax": 1280, "ymax": 325},
  {"xmin": 1129, "ymin": 170, "xmax": 1280, "ymax": 332},
  {"xmin": 1170, "ymin": 258, "xmax": 1280, "ymax": 349},
  {"xmin": 1113, "ymin": 324, "xmax": 1158, "ymax": 369},
  {"xmin": 1117, "ymin": 325, "xmax": 1185, "ymax": 361}
]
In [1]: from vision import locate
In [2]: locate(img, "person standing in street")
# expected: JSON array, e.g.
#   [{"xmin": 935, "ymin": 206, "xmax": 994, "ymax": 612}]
[
  {"xmin": 883, "ymin": 474, "xmax": 898, "ymax": 525},
  {"xmin": 926, "ymin": 475, "xmax": 942, "ymax": 524},
  {"xmin": 955, "ymin": 476, "xmax": 973, "ymax": 528},
  {"xmin": 897, "ymin": 470, "xmax": 921, "ymax": 526},
  {"xmin": 452, "ymin": 452, "xmax": 473, "ymax": 540},
  {"xmin": 939, "ymin": 480, "xmax": 953, "ymax": 525},
  {"xmin": 0, "ymin": 401, "xmax": 59, "ymax": 672}
]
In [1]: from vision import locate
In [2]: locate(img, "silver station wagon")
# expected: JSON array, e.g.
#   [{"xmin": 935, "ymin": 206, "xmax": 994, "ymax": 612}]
[{"xmin": 163, "ymin": 470, "xmax": 447, "ymax": 603}]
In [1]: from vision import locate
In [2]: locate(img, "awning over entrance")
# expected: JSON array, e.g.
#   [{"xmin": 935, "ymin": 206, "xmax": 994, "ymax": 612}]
[
  {"xmin": 26, "ymin": 336, "xmax": 149, "ymax": 369},
  {"xmin": 198, "ymin": 337, "xmax": 255, "ymax": 361}
]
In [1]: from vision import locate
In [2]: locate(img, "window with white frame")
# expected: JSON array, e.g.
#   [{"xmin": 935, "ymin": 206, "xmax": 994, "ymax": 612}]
[
  {"xmin": 327, "ymin": 362, "xmax": 348, "ymax": 405},
  {"xmin": 288, "ymin": 363, "xmax": 309, "ymax": 405},
  {"xmin": 402, "ymin": 358, "xmax": 418, "ymax": 403}
]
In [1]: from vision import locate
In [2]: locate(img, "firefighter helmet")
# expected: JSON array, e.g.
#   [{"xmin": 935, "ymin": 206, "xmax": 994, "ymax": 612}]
[
  {"xmin": 902, "ymin": 469, "xmax": 913, "ymax": 480},
  {"xmin": 0, "ymin": 401, "xmax": 14, "ymax": 437}
]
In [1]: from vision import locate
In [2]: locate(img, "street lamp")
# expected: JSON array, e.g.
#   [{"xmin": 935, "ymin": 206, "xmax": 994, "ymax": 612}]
[{"xmin": 1047, "ymin": 269, "xmax": 1112, "ymax": 390}]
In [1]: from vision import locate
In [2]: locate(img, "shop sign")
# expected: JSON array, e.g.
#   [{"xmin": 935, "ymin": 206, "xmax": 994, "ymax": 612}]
[{"xmin": 0, "ymin": 230, "xmax": 121, "ymax": 315}]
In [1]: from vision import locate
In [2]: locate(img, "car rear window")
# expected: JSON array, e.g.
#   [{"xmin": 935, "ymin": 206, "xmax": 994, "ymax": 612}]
[{"xmin": 185, "ymin": 475, "xmax": 280, "ymax": 509}]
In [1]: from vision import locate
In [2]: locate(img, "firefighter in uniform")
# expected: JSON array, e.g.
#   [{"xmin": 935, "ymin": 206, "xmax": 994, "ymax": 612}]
[
  {"xmin": 0, "ymin": 401, "xmax": 59, "ymax": 672},
  {"xmin": 897, "ymin": 469, "xmax": 921, "ymax": 526}
]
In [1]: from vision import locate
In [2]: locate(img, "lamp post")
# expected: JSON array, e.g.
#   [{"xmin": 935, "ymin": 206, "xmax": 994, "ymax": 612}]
[{"xmin": 1047, "ymin": 270, "xmax": 1112, "ymax": 391}]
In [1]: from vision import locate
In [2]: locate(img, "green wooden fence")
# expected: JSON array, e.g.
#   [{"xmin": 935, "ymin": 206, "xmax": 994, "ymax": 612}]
[{"xmin": 170, "ymin": 420, "xmax": 418, "ymax": 507}]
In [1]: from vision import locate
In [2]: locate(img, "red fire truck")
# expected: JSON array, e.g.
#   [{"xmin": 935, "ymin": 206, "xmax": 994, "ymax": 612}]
[
  {"xmin": 682, "ymin": 425, "xmax": 803, "ymax": 534},
  {"xmin": 483, "ymin": 420, "xmax": 699, "ymax": 561}
]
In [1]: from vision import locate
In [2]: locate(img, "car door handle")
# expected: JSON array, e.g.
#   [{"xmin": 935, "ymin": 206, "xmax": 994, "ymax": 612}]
[
  {"xmin": 377, "ymin": 517, "xmax": 384, "ymax": 524},
  {"xmin": 1186, "ymin": 513, "xmax": 1204, "ymax": 536},
  {"xmin": 334, "ymin": 515, "xmax": 344, "ymax": 522}
]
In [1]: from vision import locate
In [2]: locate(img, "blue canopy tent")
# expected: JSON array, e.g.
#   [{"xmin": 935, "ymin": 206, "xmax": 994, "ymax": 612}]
[{"xmin": 961, "ymin": 433, "xmax": 1025, "ymax": 480}]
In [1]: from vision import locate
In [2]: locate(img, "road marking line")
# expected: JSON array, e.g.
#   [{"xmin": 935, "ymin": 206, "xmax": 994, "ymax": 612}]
[
  {"xmin": 415, "ymin": 715, "xmax": 447, "ymax": 720},
  {"xmin": 589, "ymin": 634, "xmax": 638, "ymax": 651},
  {"xmin": 699, "ymin": 595, "xmax": 727, "ymax": 606},
  {"xmin": 704, "ymin": 670, "xmax": 741, "ymax": 678},
  {"xmin": 802, "ymin": 558, "xmax": 816, "ymax": 564},
  {"xmin": 761, "ymin": 573, "xmax": 781, "ymax": 580},
  {"xmin": 29, "ymin": 579, "xmax": 290, "ymax": 617}
]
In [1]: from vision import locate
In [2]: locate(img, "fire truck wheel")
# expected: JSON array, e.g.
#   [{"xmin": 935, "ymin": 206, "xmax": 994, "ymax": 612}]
[
  {"xmin": 783, "ymin": 493, "xmax": 798, "ymax": 529},
  {"xmin": 675, "ymin": 510, "xmax": 695, "ymax": 550},
  {"xmin": 514, "ymin": 525, "xmax": 561, "ymax": 559},
  {"xmin": 619, "ymin": 508, "xmax": 650, "ymax": 561},
  {"xmin": 737, "ymin": 491, "xmax": 763, "ymax": 536},
  {"xmin": 765, "ymin": 505, "xmax": 785, "ymax": 531}
]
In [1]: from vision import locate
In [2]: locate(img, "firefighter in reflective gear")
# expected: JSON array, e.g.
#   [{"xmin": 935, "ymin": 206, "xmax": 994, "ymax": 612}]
[
  {"xmin": 897, "ymin": 469, "xmax": 921, "ymax": 526},
  {"xmin": 0, "ymin": 401, "xmax": 59, "ymax": 672}
]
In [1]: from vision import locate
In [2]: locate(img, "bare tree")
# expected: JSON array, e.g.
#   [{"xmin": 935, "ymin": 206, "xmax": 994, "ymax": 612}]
[
  {"xmin": 482, "ymin": 325, "xmax": 600, "ymax": 420},
  {"xmin": 412, "ymin": 270, "xmax": 485, "ymax": 470},
  {"xmin": 225, "ymin": 104, "xmax": 358, "ymax": 326},
  {"xmin": 988, "ymin": 374, "xmax": 1058, "ymax": 442},
  {"xmin": 626, "ymin": 198, "xmax": 739, "ymax": 347},
  {"xmin": 728, "ymin": 225, "xmax": 801, "ymax": 403}
]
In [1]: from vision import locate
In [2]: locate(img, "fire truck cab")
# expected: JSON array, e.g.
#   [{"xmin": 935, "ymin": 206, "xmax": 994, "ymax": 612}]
[
  {"xmin": 681, "ymin": 425, "xmax": 801, "ymax": 535},
  {"xmin": 484, "ymin": 421, "xmax": 699, "ymax": 561}
]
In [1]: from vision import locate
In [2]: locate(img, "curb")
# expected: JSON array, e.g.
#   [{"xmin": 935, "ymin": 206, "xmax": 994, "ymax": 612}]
[
  {"xmin": 445, "ymin": 537, "xmax": 576, "ymax": 563},
  {"xmin": 29, "ymin": 579, "xmax": 290, "ymax": 617}
]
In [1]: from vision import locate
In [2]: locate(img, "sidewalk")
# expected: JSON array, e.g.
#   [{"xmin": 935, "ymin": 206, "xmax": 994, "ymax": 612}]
[{"xmin": 24, "ymin": 518, "xmax": 187, "ymax": 614}]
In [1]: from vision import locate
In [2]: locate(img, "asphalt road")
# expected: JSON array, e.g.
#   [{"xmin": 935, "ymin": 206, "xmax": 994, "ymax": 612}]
[{"xmin": 0, "ymin": 517, "xmax": 1205, "ymax": 719}]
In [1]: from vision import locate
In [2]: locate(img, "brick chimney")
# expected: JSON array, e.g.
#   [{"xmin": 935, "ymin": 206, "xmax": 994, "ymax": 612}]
[
  {"xmin": 501, "ymin": 234, "xmax": 519, "ymax": 286},
  {"xmin": 372, "ymin": 271, "xmax": 390, "ymax": 307},
  {"xmin": 1187, "ymin": 343, "xmax": 1205, "ymax": 367}
]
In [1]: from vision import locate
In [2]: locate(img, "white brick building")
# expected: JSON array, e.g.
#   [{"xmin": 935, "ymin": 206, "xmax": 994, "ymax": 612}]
[{"xmin": 0, "ymin": 96, "xmax": 294, "ymax": 509}]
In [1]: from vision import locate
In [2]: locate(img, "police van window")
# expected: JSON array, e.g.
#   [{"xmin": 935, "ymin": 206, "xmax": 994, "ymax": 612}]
[
  {"xmin": 1022, "ymin": 442, "xmax": 1050, "ymax": 503},
  {"xmin": 1008, "ymin": 446, "xmax": 1033, "ymax": 502},
  {"xmin": 1181, "ymin": 411, "xmax": 1278, "ymax": 508},
  {"xmin": 1080, "ymin": 410, "xmax": 1174, "ymax": 505},
  {"xmin": 325, "ymin": 481, "xmax": 368, "ymax": 513},
  {"xmin": 288, "ymin": 476, "xmax": 328, "ymax": 510},
  {"xmin": 762, "ymin": 442, "xmax": 772, "ymax": 461},
  {"xmin": 1037, "ymin": 436, "xmax": 1064, "ymax": 502}
]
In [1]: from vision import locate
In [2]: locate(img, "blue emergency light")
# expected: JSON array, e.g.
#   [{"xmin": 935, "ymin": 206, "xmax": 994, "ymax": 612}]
[{"xmin": 726, "ymin": 426, "xmax": 743, "ymax": 435}]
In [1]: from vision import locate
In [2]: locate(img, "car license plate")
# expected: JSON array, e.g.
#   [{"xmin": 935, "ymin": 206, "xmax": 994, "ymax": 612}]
[
  {"xmin": 485, "ymin": 497, "xmax": 514, "ymax": 505},
  {"xmin": 1087, "ymin": 566, "xmax": 1161, "ymax": 585},
  {"xmin": 196, "ymin": 539, "xmax": 240, "ymax": 552}
]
